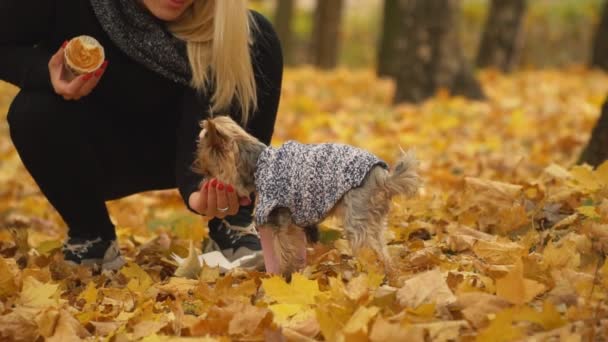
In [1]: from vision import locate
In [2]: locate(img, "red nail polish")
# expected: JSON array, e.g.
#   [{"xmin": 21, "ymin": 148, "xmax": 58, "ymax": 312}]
[
  {"xmin": 227, "ymin": 185, "xmax": 234, "ymax": 193},
  {"xmin": 101, "ymin": 60, "xmax": 109, "ymax": 69},
  {"xmin": 210, "ymin": 179, "xmax": 218, "ymax": 187},
  {"xmin": 203, "ymin": 182, "xmax": 209, "ymax": 190},
  {"xmin": 83, "ymin": 73, "xmax": 93, "ymax": 81},
  {"xmin": 62, "ymin": 40, "xmax": 68, "ymax": 49},
  {"xmin": 94, "ymin": 69, "xmax": 103, "ymax": 77},
  {"xmin": 218, "ymin": 183, "xmax": 224, "ymax": 191}
]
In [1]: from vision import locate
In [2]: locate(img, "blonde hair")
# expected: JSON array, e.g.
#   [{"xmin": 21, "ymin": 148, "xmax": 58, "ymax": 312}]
[{"xmin": 169, "ymin": 0, "xmax": 257, "ymax": 125}]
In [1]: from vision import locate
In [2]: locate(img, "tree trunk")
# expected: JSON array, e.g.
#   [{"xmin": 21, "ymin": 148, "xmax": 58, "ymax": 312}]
[
  {"xmin": 393, "ymin": 0, "xmax": 485, "ymax": 104},
  {"xmin": 476, "ymin": 0, "xmax": 527, "ymax": 72},
  {"xmin": 274, "ymin": 0, "xmax": 296, "ymax": 65},
  {"xmin": 591, "ymin": 0, "xmax": 608, "ymax": 70},
  {"xmin": 579, "ymin": 98, "xmax": 608, "ymax": 167},
  {"xmin": 377, "ymin": 0, "xmax": 400, "ymax": 77},
  {"xmin": 311, "ymin": 0, "xmax": 344, "ymax": 69}
]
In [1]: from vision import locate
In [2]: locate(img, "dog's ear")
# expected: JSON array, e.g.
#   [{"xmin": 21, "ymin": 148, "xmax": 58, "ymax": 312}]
[{"xmin": 201, "ymin": 119, "xmax": 229, "ymax": 149}]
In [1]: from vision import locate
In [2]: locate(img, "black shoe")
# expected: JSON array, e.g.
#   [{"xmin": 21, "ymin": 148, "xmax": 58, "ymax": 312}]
[
  {"xmin": 204, "ymin": 220, "xmax": 264, "ymax": 271},
  {"xmin": 62, "ymin": 237, "xmax": 125, "ymax": 270}
]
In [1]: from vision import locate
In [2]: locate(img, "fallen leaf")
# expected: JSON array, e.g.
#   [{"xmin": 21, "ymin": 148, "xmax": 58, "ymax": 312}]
[
  {"xmin": 46, "ymin": 309, "xmax": 90, "ymax": 342},
  {"xmin": 121, "ymin": 262, "xmax": 154, "ymax": 293},
  {"xmin": 0, "ymin": 258, "xmax": 18, "ymax": 298},
  {"xmin": 457, "ymin": 292, "xmax": 512, "ymax": 328},
  {"xmin": 472, "ymin": 239, "xmax": 526, "ymax": 265},
  {"xmin": 18, "ymin": 276, "xmax": 60, "ymax": 308},
  {"xmin": 369, "ymin": 317, "xmax": 426, "ymax": 342},
  {"xmin": 342, "ymin": 306, "xmax": 380, "ymax": 341},
  {"xmin": 173, "ymin": 240, "xmax": 201, "ymax": 279},
  {"xmin": 262, "ymin": 274, "xmax": 321, "ymax": 306},
  {"xmin": 495, "ymin": 258, "xmax": 546, "ymax": 305},
  {"xmin": 0, "ymin": 307, "xmax": 40, "ymax": 341},
  {"xmin": 397, "ymin": 268, "xmax": 456, "ymax": 309}
]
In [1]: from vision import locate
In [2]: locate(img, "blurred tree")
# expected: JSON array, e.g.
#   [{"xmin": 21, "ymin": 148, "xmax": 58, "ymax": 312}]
[
  {"xmin": 591, "ymin": 0, "xmax": 608, "ymax": 70},
  {"xmin": 579, "ymin": 98, "xmax": 608, "ymax": 167},
  {"xmin": 377, "ymin": 0, "xmax": 400, "ymax": 77},
  {"xmin": 392, "ymin": 0, "xmax": 485, "ymax": 103},
  {"xmin": 274, "ymin": 0, "xmax": 296, "ymax": 65},
  {"xmin": 476, "ymin": 0, "xmax": 527, "ymax": 72},
  {"xmin": 311, "ymin": 0, "xmax": 344, "ymax": 69}
]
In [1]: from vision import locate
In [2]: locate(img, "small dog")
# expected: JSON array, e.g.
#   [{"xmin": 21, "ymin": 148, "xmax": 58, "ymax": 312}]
[{"xmin": 194, "ymin": 116, "xmax": 421, "ymax": 276}]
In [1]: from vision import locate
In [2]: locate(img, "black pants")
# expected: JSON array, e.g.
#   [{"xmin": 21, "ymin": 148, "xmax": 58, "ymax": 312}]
[{"xmin": 6, "ymin": 89, "xmax": 252, "ymax": 240}]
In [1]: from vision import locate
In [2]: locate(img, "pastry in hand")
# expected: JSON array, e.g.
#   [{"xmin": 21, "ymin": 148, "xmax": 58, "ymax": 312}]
[{"xmin": 64, "ymin": 35, "xmax": 105, "ymax": 78}]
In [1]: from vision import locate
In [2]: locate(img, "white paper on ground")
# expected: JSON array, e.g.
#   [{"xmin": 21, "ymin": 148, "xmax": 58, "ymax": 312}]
[{"xmin": 173, "ymin": 250, "xmax": 258, "ymax": 274}]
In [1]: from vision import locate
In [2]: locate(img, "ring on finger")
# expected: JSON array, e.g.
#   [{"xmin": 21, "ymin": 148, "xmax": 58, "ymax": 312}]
[{"xmin": 217, "ymin": 206, "xmax": 229, "ymax": 213}]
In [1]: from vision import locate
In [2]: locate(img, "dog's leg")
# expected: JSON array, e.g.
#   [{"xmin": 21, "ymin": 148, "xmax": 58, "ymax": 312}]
[
  {"xmin": 259, "ymin": 225, "xmax": 281, "ymax": 274},
  {"xmin": 276, "ymin": 225, "xmax": 307, "ymax": 277},
  {"xmin": 341, "ymin": 167, "xmax": 393, "ymax": 271},
  {"xmin": 265, "ymin": 208, "xmax": 307, "ymax": 278}
]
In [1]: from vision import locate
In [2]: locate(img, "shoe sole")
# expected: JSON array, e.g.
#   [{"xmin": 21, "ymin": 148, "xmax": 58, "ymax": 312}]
[{"xmin": 65, "ymin": 255, "xmax": 126, "ymax": 270}]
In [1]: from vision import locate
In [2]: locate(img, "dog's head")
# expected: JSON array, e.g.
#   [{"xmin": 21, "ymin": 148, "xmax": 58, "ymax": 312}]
[{"xmin": 194, "ymin": 115, "xmax": 266, "ymax": 197}]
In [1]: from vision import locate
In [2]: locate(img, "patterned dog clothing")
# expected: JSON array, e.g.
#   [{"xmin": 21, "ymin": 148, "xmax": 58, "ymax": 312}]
[{"xmin": 254, "ymin": 141, "xmax": 388, "ymax": 227}]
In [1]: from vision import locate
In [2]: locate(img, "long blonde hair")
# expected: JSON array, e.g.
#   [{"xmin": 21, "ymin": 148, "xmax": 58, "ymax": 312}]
[{"xmin": 169, "ymin": 0, "xmax": 257, "ymax": 125}]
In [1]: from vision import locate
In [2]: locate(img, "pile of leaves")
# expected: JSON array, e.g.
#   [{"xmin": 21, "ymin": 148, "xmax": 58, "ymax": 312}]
[{"xmin": 1, "ymin": 67, "xmax": 608, "ymax": 341}]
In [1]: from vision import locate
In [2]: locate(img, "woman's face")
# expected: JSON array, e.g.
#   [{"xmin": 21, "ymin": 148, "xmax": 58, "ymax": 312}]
[{"xmin": 140, "ymin": 0, "xmax": 194, "ymax": 21}]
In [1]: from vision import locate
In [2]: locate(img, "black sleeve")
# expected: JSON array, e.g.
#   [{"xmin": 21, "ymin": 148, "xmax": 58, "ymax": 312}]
[
  {"xmin": 175, "ymin": 11, "xmax": 284, "ymax": 212},
  {"xmin": 0, "ymin": 0, "xmax": 55, "ymax": 89}
]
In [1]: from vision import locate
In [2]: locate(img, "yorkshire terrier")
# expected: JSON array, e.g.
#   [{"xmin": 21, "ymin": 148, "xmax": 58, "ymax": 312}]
[{"xmin": 194, "ymin": 116, "xmax": 421, "ymax": 277}]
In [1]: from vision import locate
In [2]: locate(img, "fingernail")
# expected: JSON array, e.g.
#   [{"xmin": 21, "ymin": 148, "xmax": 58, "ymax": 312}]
[
  {"xmin": 101, "ymin": 61, "xmax": 109, "ymax": 69},
  {"xmin": 203, "ymin": 182, "xmax": 209, "ymax": 190},
  {"xmin": 210, "ymin": 179, "xmax": 218, "ymax": 187},
  {"xmin": 83, "ymin": 73, "xmax": 93, "ymax": 81},
  {"xmin": 218, "ymin": 183, "xmax": 224, "ymax": 191},
  {"xmin": 62, "ymin": 40, "xmax": 68, "ymax": 49},
  {"xmin": 227, "ymin": 185, "xmax": 234, "ymax": 193},
  {"xmin": 94, "ymin": 69, "xmax": 103, "ymax": 77}
]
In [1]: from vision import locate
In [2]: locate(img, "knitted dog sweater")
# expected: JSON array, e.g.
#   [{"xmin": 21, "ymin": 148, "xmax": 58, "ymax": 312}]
[{"xmin": 254, "ymin": 141, "xmax": 387, "ymax": 227}]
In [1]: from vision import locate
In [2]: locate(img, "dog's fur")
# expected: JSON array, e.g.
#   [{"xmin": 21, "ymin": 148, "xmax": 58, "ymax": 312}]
[{"xmin": 194, "ymin": 116, "xmax": 421, "ymax": 276}]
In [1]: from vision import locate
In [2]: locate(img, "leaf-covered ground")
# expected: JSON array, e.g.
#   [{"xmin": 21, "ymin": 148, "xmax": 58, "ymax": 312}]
[{"xmin": 1, "ymin": 67, "xmax": 608, "ymax": 341}]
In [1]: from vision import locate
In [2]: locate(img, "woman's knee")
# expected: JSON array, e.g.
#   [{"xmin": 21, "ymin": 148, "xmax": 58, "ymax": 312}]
[{"xmin": 7, "ymin": 90, "xmax": 80, "ymax": 145}]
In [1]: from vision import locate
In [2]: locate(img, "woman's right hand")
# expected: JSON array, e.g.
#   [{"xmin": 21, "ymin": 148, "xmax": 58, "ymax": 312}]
[
  {"xmin": 188, "ymin": 178, "xmax": 252, "ymax": 219},
  {"xmin": 48, "ymin": 41, "xmax": 108, "ymax": 101}
]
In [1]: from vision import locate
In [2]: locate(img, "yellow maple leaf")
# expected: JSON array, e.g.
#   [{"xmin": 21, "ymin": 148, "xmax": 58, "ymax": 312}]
[
  {"xmin": 569, "ymin": 165, "xmax": 601, "ymax": 193},
  {"xmin": 342, "ymin": 306, "xmax": 380, "ymax": 341},
  {"xmin": 269, "ymin": 303, "xmax": 304, "ymax": 325},
  {"xmin": 543, "ymin": 239, "xmax": 580, "ymax": 269},
  {"xmin": 516, "ymin": 301, "xmax": 565, "ymax": 330},
  {"xmin": 46, "ymin": 309, "xmax": 90, "ymax": 342},
  {"xmin": 121, "ymin": 262, "xmax": 153, "ymax": 293},
  {"xmin": 262, "ymin": 273, "xmax": 321, "ymax": 306},
  {"xmin": 495, "ymin": 258, "xmax": 546, "ymax": 305},
  {"xmin": 78, "ymin": 281, "xmax": 98, "ymax": 305},
  {"xmin": 601, "ymin": 259, "xmax": 608, "ymax": 288},
  {"xmin": 576, "ymin": 205, "xmax": 601, "ymax": 220},
  {"xmin": 476, "ymin": 307, "xmax": 524, "ymax": 342},
  {"xmin": 316, "ymin": 301, "xmax": 352, "ymax": 342},
  {"xmin": 0, "ymin": 257, "xmax": 18, "ymax": 298},
  {"xmin": 18, "ymin": 276, "xmax": 60, "ymax": 308}
]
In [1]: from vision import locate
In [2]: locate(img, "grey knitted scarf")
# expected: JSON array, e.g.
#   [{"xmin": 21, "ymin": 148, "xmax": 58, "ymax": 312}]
[{"xmin": 89, "ymin": 0, "xmax": 192, "ymax": 85}]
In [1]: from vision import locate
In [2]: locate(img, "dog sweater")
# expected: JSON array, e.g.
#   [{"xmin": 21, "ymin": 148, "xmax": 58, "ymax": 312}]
[{"xmin": 254, "ymin": 141, "xmax": 388, "ymax": 227}]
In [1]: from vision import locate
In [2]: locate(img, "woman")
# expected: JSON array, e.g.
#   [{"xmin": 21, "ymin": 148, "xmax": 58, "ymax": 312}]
[{"xmin": 0, "ymin": 0, "xmax": 283, "ymax": 269}]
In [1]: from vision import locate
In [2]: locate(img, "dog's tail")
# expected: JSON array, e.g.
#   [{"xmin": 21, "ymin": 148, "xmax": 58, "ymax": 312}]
[{"xmin": 384, "ymin": 149, "xmax": 421, "ymax": 197}]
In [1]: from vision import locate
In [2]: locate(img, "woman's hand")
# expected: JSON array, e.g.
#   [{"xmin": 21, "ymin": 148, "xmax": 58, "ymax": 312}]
[
  {"xmin": 48, "ymin": 41, "xmax": 108, "ymax": 101},
  {"xmin": 188, "ymin": 179, "xmax": 252, "ymax": 218}
]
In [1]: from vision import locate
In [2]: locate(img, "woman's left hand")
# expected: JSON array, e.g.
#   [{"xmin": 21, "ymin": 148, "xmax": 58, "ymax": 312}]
[{"xmin": 188, "ymin": 179, "xmax": 251, "ymax": 218}]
